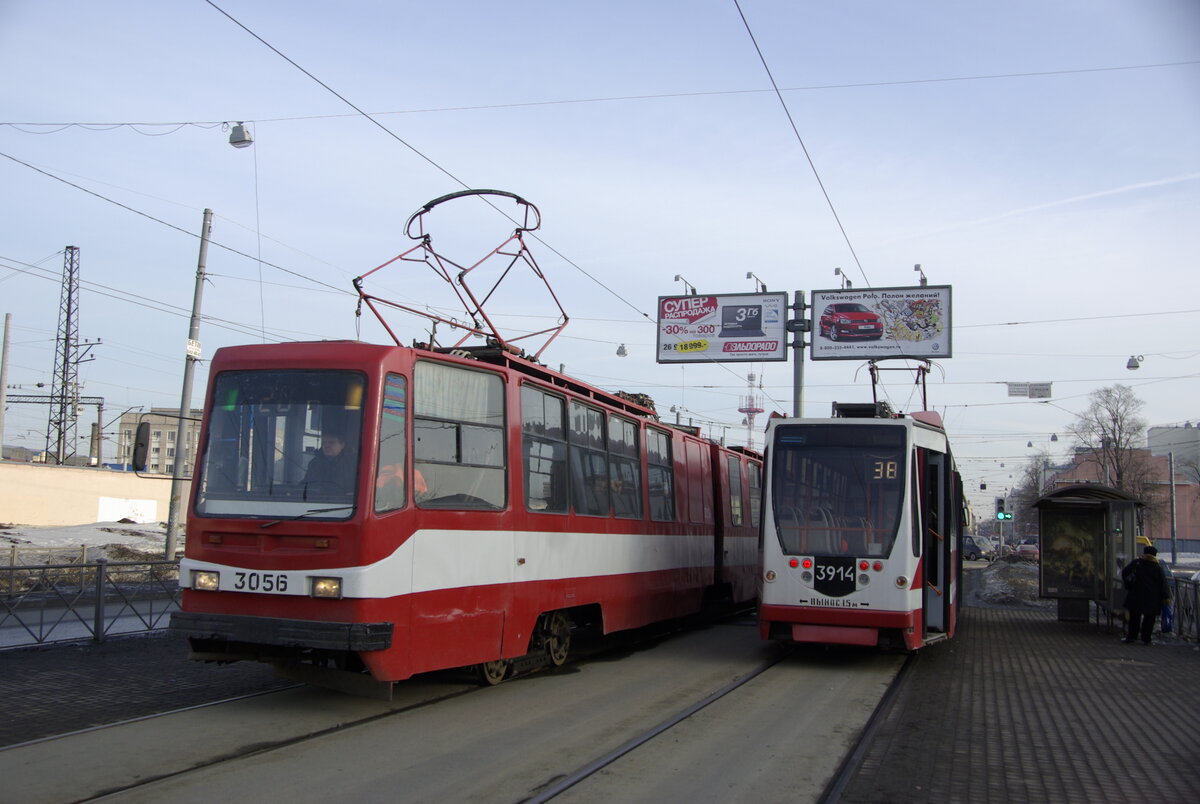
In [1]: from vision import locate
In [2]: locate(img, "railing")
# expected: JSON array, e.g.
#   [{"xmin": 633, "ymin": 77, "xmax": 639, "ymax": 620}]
[
  {"xmin": 1167, "ymin": 576, "xmax": 1198, "ymax": 642},
  {"xmin": 1, "ymin": 557, "xmax": 181, "ymax": 649}
]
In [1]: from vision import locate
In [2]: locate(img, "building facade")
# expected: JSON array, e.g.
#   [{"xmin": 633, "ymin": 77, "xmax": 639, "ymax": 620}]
[{"xmin": 115, "ymin": 408, "xmax": 204, "ymax": 476}]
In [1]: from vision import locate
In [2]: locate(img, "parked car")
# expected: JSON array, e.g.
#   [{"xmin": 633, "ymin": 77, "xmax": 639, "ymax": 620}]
[
  {"xmin": 1016, "ymin": 540, "xmax": 1040, "ymax": 561},
  {"xmin": 818, "ymin": 303, "xmax": 884, "ymax": 341},
  {"xmin": 964, "ymin": 535, "xmax": 995, "ymax": 561}
]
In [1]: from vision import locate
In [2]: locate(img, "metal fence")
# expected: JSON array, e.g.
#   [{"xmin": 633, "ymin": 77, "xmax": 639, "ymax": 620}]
[
  {"xmin": 1166, "ymin": 576, "xmax": 1198, "ymax": 642},
  {"xmin": 1, "ymin": 556, "xmax": 180, "ymax": 649}
]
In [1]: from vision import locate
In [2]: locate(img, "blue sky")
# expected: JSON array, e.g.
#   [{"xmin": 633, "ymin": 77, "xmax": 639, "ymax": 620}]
[{"xmin": 2, "ymin": 0, "xmax": 1198, "ymax": 514}]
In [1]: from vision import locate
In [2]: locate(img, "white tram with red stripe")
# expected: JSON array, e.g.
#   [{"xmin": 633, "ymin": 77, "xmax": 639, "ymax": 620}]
[
  {"xmin": 169, "ymin": 190, "xmax": 762, "ymax": 694},
  {"xmin": 757, "ymin": 404, "xmax": 962, "ymax": 651}
]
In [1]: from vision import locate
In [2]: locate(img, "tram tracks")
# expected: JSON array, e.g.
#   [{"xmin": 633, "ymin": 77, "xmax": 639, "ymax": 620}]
[
  {"xmin": 520, "ymin": 646, "xmax": 792, "ymax": 803},
  {"xmin": 5, "ymin": 617, "xmax": 904, "ymax": 803}
]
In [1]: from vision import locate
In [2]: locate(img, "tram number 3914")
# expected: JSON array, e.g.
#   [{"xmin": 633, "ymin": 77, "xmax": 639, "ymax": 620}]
[
  {"xmin": 815, "ymin": 564, "xmax": 855, "ymax": 582},
  {"xmin": 233, "ymin": 571, "xmax": 288, "ymax": 593}
]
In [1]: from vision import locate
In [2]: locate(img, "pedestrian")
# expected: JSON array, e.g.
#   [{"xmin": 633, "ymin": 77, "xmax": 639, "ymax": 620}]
[{"xmin": 1120, "ymin": 545, "xmax": 1172, "ymax": 645}]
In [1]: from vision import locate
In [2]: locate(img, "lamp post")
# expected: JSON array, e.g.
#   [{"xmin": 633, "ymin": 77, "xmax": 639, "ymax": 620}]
[
  {"xmin": 914, "ymin": 264, "xmax": 927, "ymax": 286},
  {"xmin": 673, "ymin": 274, "xmax": 697, "ymax": 295},
  {"xmin": 833, "ymin": 267, "xmax": 851, "ymax": 289}
]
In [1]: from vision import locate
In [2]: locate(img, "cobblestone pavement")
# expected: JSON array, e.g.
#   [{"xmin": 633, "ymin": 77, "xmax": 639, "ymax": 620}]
[
  {"xmin": 839, "ymin": 603, "xmax": 1200, "ymax": 803},
  {"xmin": 0, "ymin": 631, "xmax": 291, "ymax": 748}
]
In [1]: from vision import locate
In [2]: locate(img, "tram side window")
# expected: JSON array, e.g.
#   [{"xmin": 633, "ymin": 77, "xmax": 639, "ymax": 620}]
[
  {"xmin": 727, "ymin": 455, "xmax": 744, "ymax": 526},
  {"xmin": 374, "ymin": 373, "xmax": 407, "ymax": 514},
  {"xmin": 569, "ymin": 402, "xmax": 609, "ymax": 516},
  {"xmin": 413, "ymin": 362, "xmax": 506, "ymax": 510},
  {"xmin": 647, "ymin": 427, "xmax": 675, "ymax": 522},
  {"xmin": 608, "ymin": 415, "xmax": 642, "ymax": 518},
  {"xmin": 748, "ymin": 462, "xmax": 761, "ymax": 528},
  {"xmin": 521, "ymin": 385, "xmax": 568, "ymax": 513}
]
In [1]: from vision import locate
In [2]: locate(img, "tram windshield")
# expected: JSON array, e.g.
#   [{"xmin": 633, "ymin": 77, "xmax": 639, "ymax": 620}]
[
  {"xmin": 195, "ymin": 370, "xmax": 365, "ymax": 520},
  {"xmin": 770, "ymin": 423, "xmax": 906, "ymax": 557}
]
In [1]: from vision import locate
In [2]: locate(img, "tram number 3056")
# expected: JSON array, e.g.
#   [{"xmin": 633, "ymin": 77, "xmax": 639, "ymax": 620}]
[{"xmin": 233, "ymin": 571, "xmax": 288, "ymax": 593}]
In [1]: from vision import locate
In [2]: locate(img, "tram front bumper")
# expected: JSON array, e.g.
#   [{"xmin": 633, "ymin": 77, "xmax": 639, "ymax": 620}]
[{"xmin": 171, "ymin": 611, "xmax": 393, "ymax": 652}]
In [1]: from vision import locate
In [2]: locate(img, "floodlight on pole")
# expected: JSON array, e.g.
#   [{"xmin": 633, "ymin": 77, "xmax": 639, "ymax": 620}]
[
  {"xmin": 833, "ymin": 267, "xmax": 851, "ymax": 289},
  {"xmin": 914, "ymin": 264, "xmax": 927, "ymax": 286},
  {"xmin": 674, "ymin": 274, "xmax": 697, "ymax": 295},
  {"xmin": 746, "ymin": 271, "xmax": 767, "ymax": 292}
]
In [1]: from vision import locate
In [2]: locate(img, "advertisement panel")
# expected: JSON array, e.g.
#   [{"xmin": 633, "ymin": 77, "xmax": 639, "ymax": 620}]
[
  {"xmin": 656, "ymin": 292, "xmax": 789, "ymax": 364},
  {"xmin": 810, "ymin": 285, "xmax": 952, "ymax": 361}
]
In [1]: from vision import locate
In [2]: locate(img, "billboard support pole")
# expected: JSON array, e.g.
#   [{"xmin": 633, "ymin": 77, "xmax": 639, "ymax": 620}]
[{"xmin": 788, "ymin": 290, "xmax": 809, "ymax": 417}]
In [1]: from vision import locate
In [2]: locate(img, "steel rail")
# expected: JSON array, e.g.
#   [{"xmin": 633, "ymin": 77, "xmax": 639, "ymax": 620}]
[
  {"xmin": 817, "ymin": 651, "xmax": 918, "ymax": 804},
  {"xmin": 519, "ymin": 644, "xmax": 795, "ymax": 804}
]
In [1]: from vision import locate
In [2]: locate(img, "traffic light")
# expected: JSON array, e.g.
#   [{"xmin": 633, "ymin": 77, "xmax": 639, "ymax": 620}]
[{"xmin": 994, "ymin": 497, "xmax": 1012, "ymax": 521}]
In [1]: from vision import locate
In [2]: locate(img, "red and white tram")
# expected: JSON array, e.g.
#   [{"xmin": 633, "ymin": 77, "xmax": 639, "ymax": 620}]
[
  {"xmin": 169, "ymin": 340, "xmax": 762, "ymax": 694},
  {"xmin": 757, "ymin": 405, "xmax": 962, "ymax": 651}
]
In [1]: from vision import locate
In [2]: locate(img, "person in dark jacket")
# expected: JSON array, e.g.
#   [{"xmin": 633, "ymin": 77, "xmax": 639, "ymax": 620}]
[
  {"xmin": 1121, "ymin": 545, "xmax": 1172, "ymax": 645},
  {"xmin": 304, "ymin": 431, "xmax": 356, "ymax": 499}
]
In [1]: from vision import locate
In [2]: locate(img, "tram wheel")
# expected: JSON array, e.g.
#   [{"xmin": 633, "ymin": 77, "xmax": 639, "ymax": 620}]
[
  {"xmin": 542, "ymin": 611, "xmax": 571, "ymax": 666},
  {"xmin": 477, "ymin": 659, "xmax": 510, "ymax": 685}
]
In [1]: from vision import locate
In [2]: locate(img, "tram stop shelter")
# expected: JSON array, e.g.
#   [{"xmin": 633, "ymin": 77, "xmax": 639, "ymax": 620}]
[{"xmin": 1032, "ymin": 484, "xmax": 1144, "ymax": 623}]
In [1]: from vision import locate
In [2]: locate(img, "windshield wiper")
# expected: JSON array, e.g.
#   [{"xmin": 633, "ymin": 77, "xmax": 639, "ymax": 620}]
[{"xmin": 259, "ymin": 506, "xmax": 354, "ymax": 529}]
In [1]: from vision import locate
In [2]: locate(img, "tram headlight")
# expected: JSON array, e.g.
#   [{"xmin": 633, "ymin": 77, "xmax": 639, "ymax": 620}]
[
  {"xmin": 895, "ymin": 575, "xmax": 909, "ymax": 588},
  {"xmin": 801, "ymin": 571, "xmax": 813, "ymax": 583},
  {"xmin": 191, "ymin": 570, "xmax": 220, "ymax": 592},
  {"xmin": 310, "ymin": 576, "xmax": 343, "ymax": 599},
  {"xmin": 764, "ymin": 570, "xmax": 777, "ymax": 582},
  {"xmin": 858, "ymin": 574, "xmax": 870, "ymax": 586}
]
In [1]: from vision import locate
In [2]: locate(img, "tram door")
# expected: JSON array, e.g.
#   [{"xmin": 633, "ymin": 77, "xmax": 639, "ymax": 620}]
[{"xmin": 921, "ymin": 451, "xmax": 953, "ymax": 636}]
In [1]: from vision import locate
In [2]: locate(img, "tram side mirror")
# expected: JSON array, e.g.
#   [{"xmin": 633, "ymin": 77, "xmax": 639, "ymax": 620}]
[{"xmin": 132, "ymin": 421, "xmax": 151, "ymax": 472}]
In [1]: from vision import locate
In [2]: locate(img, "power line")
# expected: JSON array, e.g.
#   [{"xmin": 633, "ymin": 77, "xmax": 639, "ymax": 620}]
[
  {"xmin": 731, "ymin": 0, "xmax": 869, "ymax": 287},
  {"xmin": 5, "ymin": 60, "xmax": 1195, "ymax": 129}
]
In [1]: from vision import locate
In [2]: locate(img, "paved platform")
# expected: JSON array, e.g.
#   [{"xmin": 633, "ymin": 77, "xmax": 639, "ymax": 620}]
[
  {"xmin": 839, "ymin": 604, "xmax": 1200, "ymax": 803},
  {"xmin": 2, "ymin": 594, "xmax": 1197, "ymax": 801}
]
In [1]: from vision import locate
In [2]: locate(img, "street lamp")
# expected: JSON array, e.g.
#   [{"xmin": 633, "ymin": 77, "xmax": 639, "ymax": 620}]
[
  {"xmin": 1126, "ymin": 355, "xmax": 1143, "ymax": 370},
  {"xmin": 914, "ymin": 264, "xmax": 927, "ymax": 285},
  {"xmin": 834, "ymin": 267, "xmax": 851, "ymax": 289},
  {"xmin": 228, "ymin": 122, "xmax": 253, "ymax": 148},
  {"xmin": 746, "ymin": 271, "xmax": 767, "ymax": 292}
]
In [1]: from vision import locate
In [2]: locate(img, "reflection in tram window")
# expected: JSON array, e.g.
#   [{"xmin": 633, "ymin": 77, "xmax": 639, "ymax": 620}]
[{"xmin": 770, "ymin": 424, "xmax": 906, "ymax": 557}]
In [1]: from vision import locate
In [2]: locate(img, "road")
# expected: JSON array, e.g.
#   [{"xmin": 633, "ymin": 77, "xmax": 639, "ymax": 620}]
[{"xmin": 0, "ymin": 618, "xmax": 902, "ymax": 803}]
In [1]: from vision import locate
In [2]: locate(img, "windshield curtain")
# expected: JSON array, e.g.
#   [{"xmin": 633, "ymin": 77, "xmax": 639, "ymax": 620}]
[
  {"xmin": 196, "ymin": 369, "xmax": 365, "ymax": 520},
  {"xmin": 770, "ymin": 423, "xmax": 906, "ymax": 557}
]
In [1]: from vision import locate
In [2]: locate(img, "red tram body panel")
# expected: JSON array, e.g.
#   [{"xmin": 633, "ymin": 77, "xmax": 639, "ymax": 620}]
[{"xmin": 172, "ymin": 340, "xmax": 761, "ymax": 690}]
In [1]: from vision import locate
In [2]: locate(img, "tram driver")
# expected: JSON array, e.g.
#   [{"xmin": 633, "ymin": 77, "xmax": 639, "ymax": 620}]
[{"xmin": 304, "ymin": 430, "xmax": 356, "ymax": 499}]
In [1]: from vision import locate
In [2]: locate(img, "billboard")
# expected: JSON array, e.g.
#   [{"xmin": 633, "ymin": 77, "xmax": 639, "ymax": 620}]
[
  {"xmin": 656, "ymin": 292, "xmax": 789, "ymax": 364},
  {"xmin": 810, "ymin": 285, "xmax": 952, "ymax": 361}
]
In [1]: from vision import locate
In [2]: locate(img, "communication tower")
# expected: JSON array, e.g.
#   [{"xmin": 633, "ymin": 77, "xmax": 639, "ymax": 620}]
[{"xmin": 738, "ymin": 371, "xmax": 765, "ymax": 450}]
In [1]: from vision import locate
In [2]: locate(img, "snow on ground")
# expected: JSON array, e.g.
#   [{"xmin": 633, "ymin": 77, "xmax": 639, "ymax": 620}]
[{"xmin": 0, "ymin": 521, "xmax": 169, "ymax": 561}]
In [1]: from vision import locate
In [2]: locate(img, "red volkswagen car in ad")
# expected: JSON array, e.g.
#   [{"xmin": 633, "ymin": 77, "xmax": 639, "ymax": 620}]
[{"xmin": 818, "ymin": 303, "xmax": 884, "ymax": 340}]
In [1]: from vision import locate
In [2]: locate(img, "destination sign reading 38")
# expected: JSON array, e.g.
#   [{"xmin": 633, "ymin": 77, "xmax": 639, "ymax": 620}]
[{"xmin": 656, "ymin": 292, "xmax": 789, "ymax": 363}]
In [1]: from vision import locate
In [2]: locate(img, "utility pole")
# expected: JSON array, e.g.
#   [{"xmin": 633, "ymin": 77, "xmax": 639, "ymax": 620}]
[
  {"xmin": 165, "ymin": 209, "xmax": 211, "ymax": 559},
  {"xmin": 1168, "ymin": 451, "xmax": 1177, "ymax": 563},
  {"xmin": 0, "ymin": 313, "xmax": 10, "ymax": 452}
]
